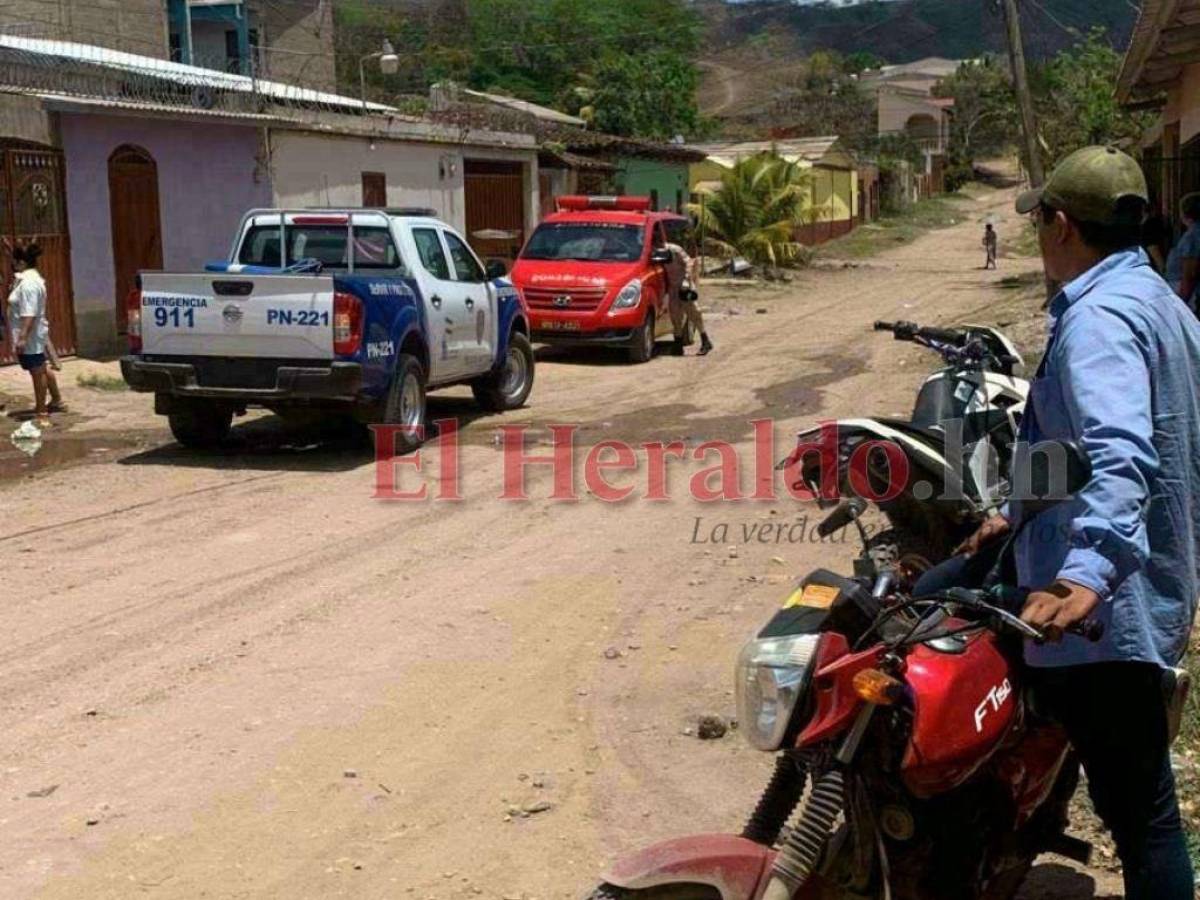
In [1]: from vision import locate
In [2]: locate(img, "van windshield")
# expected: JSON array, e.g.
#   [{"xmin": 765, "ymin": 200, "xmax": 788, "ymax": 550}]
[{"xmin": 521, "ymin": 223, "xmax": 644, "ymax": 263}]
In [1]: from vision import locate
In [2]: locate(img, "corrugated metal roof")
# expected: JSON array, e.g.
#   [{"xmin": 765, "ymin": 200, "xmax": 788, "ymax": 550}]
[
  {"xmin": 688, "ymin": 137, "xmax": 845, "ymax": 165},
  {"xmin": 1116, "ymin": 0, "xmax": 1187, "ymax": 105},
  {"xmin": 461, "ymin": 87, "xmax": 586, "ymax": 126},
  {"xmin": 0, "ymin": 34, "xmax": 396, "ymax": 114}
]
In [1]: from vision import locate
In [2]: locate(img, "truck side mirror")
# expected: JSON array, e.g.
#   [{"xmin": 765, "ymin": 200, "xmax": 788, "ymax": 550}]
[
  {"xmin": 649, "ymin": 247, "xmax": 672, "ymax": 265},
  {"xmin": 485, "ymin": 259, "xmax": 508, "ymax": 280}
]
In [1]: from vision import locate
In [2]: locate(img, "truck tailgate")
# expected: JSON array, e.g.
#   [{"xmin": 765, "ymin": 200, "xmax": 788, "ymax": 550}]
[{"xmin": 140, "ymin": 273, "xmax": 335, "ymax": 359}]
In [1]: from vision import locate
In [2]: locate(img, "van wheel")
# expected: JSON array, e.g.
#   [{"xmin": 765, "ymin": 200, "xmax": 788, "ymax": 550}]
[
  {"xmin": 168, "ymin": 401, "xmax": 233, "ymax": 450},
  {"xmin": 381, "ymin": 354, "xmax": 427, "ymax": 455},
  {"xmin": 629, "ymin": 309, "xmax": 656, "ymax": 364},
  {"xmin": 472, "ymin": 333, "xmax": 535, "ymax": 412}
]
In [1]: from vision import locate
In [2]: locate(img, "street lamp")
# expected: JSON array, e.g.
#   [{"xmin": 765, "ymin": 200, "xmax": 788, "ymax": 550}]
[{"xmin": 360, "ymin": 38, "xmax": 400, "ymax": 112}]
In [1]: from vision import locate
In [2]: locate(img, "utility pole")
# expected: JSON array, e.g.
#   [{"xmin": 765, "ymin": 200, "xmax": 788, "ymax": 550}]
[{"xmin": 999, "ymin": 0, "xmax": 1044, "ymax": 186}]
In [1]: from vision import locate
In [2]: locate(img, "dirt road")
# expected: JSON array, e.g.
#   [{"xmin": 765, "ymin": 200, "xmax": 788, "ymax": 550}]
[{"xmin": 0, "ymin": 182, "xmax": 1123, "ymax": 899}]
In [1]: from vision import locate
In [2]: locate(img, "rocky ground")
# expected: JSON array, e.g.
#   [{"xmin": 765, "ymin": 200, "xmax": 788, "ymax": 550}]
[{"xmin": 0, "ymin": 174, "xmax": 1137, "ymax": 898}]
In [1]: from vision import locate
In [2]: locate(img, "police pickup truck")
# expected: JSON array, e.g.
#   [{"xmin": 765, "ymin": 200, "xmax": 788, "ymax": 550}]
[{"xmin": 121, "ymin": 209, "xmax": 534, "ymax": 451}]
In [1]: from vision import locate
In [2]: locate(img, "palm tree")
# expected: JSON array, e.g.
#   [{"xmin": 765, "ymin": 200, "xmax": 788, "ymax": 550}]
[{"xmin": 690, "ymin": 152, "xmax": 820, "ymax": 269}]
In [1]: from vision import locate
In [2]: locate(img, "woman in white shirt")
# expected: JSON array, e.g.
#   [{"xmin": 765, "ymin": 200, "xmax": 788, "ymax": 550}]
[{"xmin": 7, "ymin": 243, "xmax": 64, "ymax": 424}]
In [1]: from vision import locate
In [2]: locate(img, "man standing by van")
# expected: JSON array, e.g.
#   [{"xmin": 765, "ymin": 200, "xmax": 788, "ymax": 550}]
[{"xmin": 664, "ymin": 232, "xmax": 713, "ymax": 357}]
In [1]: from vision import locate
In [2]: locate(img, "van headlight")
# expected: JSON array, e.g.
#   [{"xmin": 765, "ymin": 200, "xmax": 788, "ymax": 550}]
[
  {"xmin": 735, "ymin": 633, "xmax": 821, "ymax": 751},
  {"xmin": 610, "ymin": 278, "xmax": 642, "ymax": 310}
]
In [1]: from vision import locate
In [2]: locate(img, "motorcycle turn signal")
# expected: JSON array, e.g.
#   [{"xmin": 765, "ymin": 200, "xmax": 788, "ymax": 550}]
[{"xmin": 852, "ymin": 669, "xmax": 907, "ymax": 706}]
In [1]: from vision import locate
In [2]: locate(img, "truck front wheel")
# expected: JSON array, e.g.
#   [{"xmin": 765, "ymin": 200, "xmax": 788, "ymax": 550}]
[
  {"xmin": 472, "ymin": 333, "xmax": 535, "ymax": 412},
  {"xmin": 168, "ymin": 401, "xmax": 234, "ymax": 450},
  {"xmin": 381, "ymin": 354, "xmax": 427, "ymax": 455}
]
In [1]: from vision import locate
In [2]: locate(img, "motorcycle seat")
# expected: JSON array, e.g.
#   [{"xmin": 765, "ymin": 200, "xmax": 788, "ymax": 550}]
[{"xmin": 875, "ymin": 417, "xmax": 947, "ymax": 446}]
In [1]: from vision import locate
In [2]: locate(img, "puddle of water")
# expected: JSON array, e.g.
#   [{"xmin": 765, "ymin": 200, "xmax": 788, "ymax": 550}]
[{"xmin": 0, "ymin": 431, "xmax": 149, "ymax": 483}]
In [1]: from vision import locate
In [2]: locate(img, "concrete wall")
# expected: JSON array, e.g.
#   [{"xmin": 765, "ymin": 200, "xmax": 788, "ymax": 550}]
[
  {"xmin": 0, "ymin": 93, "xmax": 57, "ymax": 147},
  {"xmin": 252, "ymin": 0, "xmax": 336, "ymax": 92},
  {"xmin": 59, "ymin": 113, "xmax": 270, "ymax": 355},
  {"xmin": 808, "ymin": 165, "xmax": 857, "ymax": 225},
  {"xmin": 0, "ymin": 0, "xmax": 168, "ymax": 57},
  {"xmin": 616, "ymin": 159, "xmax": 691, "ymax": 212},
  {"xmin": 268, "ymin": 131, "xmax": 538, "ymax": 238}
]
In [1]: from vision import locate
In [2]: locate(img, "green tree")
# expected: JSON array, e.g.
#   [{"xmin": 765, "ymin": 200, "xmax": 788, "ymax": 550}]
[
  {"xmin": 689, "ymin": 153, "xmax": 816, "ymax": 268},
  {"xmin": 842, "ymin": 51, "xmax": 885, "ymax": 75},
  {"xmin": 935, "ymin": 58, "xmax": 1017, "ymax": 161},
  {"xmin": 564, "ymin": 52, "xmax": 701, "ymax": 139},
  {"xmin": 334, "ymin": 0, "xmax": 703, "ymax": 140},
  {"xmin": 935, "ymin": 32, "xmax": 1154, "ymax": 175},
  {"xmin": 1032, "ymin": 29, "xmax": 1154, "ymax": 167}
]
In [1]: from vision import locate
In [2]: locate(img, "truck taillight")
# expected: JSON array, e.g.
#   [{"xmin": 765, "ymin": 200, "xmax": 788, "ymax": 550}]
[
  {"xmin": 126, "ymin": 289, "xmax": 143, "ymax": 353},
  {"xmin": 333, "ymin": 291, "xmax": 363, "ymax": 356}
]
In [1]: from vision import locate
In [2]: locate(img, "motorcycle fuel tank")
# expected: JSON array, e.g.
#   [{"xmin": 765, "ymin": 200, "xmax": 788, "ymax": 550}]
[{"xmin": 901, "ymin": 625, "xmax": 1018, "ymax": 798}]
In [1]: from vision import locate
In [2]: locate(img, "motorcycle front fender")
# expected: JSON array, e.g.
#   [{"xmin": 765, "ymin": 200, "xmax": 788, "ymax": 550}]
[{"xmin": 602, "ymin": 834, "xmax": 773, "ymax": 899}]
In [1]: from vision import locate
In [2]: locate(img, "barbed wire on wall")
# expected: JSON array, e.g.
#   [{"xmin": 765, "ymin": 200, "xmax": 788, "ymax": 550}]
[{"xmin": 0, "ymin": 37, "xmax": 384, "ymax": 119}]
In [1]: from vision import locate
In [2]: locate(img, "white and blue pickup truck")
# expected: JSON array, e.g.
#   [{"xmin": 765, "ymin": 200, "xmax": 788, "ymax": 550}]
[{"xmin": 120, "ymin": 209, "xmax": 535, "ymax": 451}]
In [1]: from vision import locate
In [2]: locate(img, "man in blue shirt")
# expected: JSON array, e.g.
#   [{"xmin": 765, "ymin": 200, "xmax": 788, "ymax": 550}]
[
  {"xmin": 951, "ymin": 146, "xmax": 1200, "ymax": 899},
  {"xmin": 1164, "ymin": 191, "xmax": 1200, "ymax": 308}
]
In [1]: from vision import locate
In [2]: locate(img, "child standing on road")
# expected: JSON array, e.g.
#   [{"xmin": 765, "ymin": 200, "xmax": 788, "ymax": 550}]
[{"xmin": 982, "ymin": 223, "xmax": 998, "ymax": 269}]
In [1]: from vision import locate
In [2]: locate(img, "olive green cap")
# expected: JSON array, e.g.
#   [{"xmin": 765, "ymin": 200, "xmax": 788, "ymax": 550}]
[{"xmin": 1015, "ymin": 145, "xmax": 1148, "ymax": 225}]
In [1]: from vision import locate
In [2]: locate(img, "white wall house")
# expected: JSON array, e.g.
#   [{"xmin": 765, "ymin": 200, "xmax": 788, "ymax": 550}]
[{"xmin": 267, "ymin": 118, "xmax": 539, "ymax": 254}]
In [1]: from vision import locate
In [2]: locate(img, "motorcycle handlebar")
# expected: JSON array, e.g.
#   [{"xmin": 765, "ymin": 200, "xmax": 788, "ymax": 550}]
[
  {"xmin": 873, "ymin": 320, "xmax": 966, "ymax": 347},
  {"xmin": 930, "ymin": 588, "xmax": 1105, "ymax": 644}
]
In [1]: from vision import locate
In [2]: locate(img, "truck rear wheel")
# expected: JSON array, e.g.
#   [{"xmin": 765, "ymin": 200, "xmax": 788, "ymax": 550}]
[
  {"xmin": 168, "ymin": 401, "xmax": 234, "ymax": 450},
  {"xmin": 381, "ymin": 354, "xmax": 427, "ymax": 455},
  {"xmin": 628, "ymin": 309, "xmax": 656, "ymax": 364},
  {"xmin": 472, "ymin": 333, "xmax": 535, "ymax": 412}
]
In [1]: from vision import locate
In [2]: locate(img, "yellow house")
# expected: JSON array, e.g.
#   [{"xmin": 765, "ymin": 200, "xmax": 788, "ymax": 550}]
[{"xmin": 687, "ymin": 137, "xmax": 860, "ymax": 244}]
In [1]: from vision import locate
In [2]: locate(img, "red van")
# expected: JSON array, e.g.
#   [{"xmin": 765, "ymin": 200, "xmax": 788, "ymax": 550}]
[{"xmin": 510, "ymin": 196, "xmax": 692, "ymax": 364}]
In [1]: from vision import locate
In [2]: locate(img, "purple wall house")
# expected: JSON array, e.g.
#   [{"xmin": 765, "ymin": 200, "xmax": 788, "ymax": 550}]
[{"xmin": 59, "ymin": 112, "xmax": 271, "ymax": 355}]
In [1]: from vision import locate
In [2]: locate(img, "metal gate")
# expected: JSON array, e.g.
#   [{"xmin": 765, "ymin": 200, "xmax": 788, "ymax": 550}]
[{"xmin": 0, "ymin": 147, "xmax": 76, "ymax": 366}]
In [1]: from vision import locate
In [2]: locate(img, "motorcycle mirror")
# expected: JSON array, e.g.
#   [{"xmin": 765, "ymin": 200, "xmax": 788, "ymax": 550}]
[
  {"xmin": 817, "ymin": 497, "xmax": 868, "ymax": 538},
  {"xmin": 1015, "ymin": 439, "xmax": 1092, "ymax": 515}
]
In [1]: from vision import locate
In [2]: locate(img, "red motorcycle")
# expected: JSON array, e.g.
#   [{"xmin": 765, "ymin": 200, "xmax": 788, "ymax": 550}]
[{"xmin": 588, "ymin": 442, "xmax": 1101, "ymax": 900}]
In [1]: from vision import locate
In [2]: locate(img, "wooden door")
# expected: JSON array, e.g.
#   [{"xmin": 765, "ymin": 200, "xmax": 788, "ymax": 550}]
[
  {"xmin": 362, "ymin": 171, "xmax": 387, "ymax": 207},
  {"xmin": 108, "ymin": 146, "xmax": 163, "ymax": 333}
]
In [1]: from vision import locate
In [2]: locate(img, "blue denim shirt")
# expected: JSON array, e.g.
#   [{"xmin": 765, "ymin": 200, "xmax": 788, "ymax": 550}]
[{"xmin": 1014, "ymin": 248, "xmax": 1200, "ymax": 668}]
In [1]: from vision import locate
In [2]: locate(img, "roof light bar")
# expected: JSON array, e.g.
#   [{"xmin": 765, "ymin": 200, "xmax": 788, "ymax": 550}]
[{"xmin": 555, "ymin": 195, "xmax": 653, "ymax": 212}]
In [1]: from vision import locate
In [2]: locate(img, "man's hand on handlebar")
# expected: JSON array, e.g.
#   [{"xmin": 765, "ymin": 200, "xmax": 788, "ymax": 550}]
[
  {"xmin": 955, "ymin": 513, "xmax": 1011, "ymax": 557},
  {"xmin": 1020, "ymin": 580, "xmax": 1102, "ymax": 643}
]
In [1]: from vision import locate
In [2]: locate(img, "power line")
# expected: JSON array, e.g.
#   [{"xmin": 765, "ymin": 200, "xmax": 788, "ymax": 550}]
[{"xmin": 1020, "ymin": 0, "xmax": 1083, "ymax": 39}]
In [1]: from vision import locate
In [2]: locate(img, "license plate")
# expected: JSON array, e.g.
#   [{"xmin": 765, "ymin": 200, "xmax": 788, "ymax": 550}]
[{"xmin": 541, "ymin": 320, "xmax": 580, "ymax": 332}]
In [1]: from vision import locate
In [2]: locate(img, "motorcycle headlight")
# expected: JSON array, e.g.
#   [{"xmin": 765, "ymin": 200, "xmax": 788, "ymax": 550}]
[
  {"xmin": 610, "ymin": 278, "xmax": 643, "ymax": 310},
  {"xmin": 735, "ymin": 633, "xmax": 821, "ymax": 751}
]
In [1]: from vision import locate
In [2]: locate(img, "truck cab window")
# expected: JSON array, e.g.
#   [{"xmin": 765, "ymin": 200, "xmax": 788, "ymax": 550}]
[
  {"xmin": 413, "ymin": 228, "xmax": 452, "ymax": 281},
  {"xmin": 443, "ymin": 232, "xmax": 485, "ymax": 283},
  {"xmin": 239, "ymin": 224, "xmax": 406, "ymax": 274}
]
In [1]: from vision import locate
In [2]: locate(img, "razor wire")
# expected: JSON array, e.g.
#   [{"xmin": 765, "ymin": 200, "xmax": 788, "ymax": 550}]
[{"xmin": 0, "ymin": 38, "xmax": 388, "ymax": 118}]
